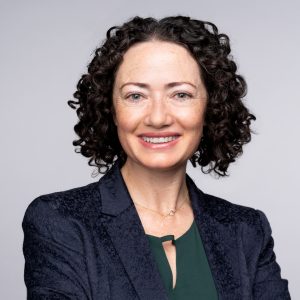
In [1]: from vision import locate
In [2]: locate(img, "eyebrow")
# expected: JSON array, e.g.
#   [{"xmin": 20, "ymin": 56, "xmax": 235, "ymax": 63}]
[{"xmin": 120, "ymin": 81, "xmax": 197, "ymax": 90}]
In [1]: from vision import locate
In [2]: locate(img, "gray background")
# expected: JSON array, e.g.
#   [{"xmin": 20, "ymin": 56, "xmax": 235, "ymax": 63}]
[{"xmin": 1, "ymin": 0, "xmax": 299, "ymax": 298}]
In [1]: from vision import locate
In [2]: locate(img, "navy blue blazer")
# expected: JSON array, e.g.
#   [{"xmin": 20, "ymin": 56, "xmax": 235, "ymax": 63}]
[{"xmin": 22, "ymin": 159, "xmax": 291, "ymax": 299}]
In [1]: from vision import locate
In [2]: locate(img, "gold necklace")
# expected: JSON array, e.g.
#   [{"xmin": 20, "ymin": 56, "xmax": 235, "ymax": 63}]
[{"xmin": 132, "ymin": 188, "xmax": 189, "ymax": 219}]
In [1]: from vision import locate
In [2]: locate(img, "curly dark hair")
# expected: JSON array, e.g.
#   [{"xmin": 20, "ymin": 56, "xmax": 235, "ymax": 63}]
[{"xmin": 68, "ymin": 15, "xmax": 256, "ymax": 176}]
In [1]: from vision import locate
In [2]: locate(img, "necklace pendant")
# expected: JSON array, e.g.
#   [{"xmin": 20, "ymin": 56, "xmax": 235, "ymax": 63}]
[{"xmin": 169, "ymin": 209, "xmax": 176, "ymax": 216}]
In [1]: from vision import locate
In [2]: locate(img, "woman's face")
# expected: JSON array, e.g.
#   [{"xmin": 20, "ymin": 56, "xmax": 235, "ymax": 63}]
[{"xmin": 112, "ymin": 40, "xmax": 207, "ymax": 171}]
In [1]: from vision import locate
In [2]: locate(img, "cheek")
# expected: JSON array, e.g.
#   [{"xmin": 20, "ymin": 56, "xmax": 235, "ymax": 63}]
[
  {"xmin": 114, "ymin": 106, "xmax": 140, "ymax": 134},
  {"xmin": 188, "ymin": 117, "xmax": 205, "ymax": 141},
  {"xmin": 184, "ymin": 111, "xmax": 206, "ymax": 153},
  {"xmin": 178, "ymin": 106, "xmax": 206, "ymax": 131},
  {"xmin": 115, "ymin": 117, "xmax": 132, "ymax": 152}
]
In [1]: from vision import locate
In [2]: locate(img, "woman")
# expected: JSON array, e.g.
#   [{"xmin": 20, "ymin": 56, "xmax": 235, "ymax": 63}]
[{"xmin": 22, "ymin": 16, "xmax": 291, "ymax": 299}]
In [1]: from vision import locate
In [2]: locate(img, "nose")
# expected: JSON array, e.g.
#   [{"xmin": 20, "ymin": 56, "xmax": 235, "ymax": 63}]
[{"xmin": 144, "ymin": 95, "xmax": 173, "ymax": 128}]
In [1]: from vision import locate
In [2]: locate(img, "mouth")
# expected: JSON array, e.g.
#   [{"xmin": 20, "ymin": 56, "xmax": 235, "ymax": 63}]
[{"xmin": 141, "ymin": 136, "xmax": 179, "ymax": 144}]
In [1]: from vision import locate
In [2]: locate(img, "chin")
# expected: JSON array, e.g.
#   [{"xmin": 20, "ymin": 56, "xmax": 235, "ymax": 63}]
[{"xmin": 135, "ymin": 155, "xmax": 187, "ymax": 171}]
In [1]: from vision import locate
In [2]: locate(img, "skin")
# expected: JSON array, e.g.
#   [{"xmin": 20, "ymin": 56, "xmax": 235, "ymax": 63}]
[{"xmin": 112, "ymin": 40, "xmax": 207, "ymax": 288}]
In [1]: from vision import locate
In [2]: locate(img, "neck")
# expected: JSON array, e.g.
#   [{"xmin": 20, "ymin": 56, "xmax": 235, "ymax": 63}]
[{"xmin": 120, "ymin": 159, "xmax": 188, "ymax": 215}]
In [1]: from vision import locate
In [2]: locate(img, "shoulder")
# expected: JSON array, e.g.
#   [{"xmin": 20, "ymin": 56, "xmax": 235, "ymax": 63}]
[
  {"xmin": 24, "ymin": 181, "xmax": 101, "ymax": 220},
  {"xmin": 201, "ymin": 191, "xmax": 266, "ymax": 226},
  {"xmin": 200, "ymin": 191, "xmax": 273, "ymax": 250},
  {"xmin": 22, "ymin": 181, "xmax": 102, "ymax": 253},
  {"xmin": 199, "ymin": 191, "xmax": 277, "ymax": 263},
  {"xmin": 187, "ymin": 173, "xmax": 264, "ymax": 227},
  {"xmin": 198, "ymin": 190, "xmax": 273, "ymax": 246}
]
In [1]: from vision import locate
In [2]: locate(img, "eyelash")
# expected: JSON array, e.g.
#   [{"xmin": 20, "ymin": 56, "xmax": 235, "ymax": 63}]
[
  {"xmin": 175, "ymin": 92, "xmax": 192, "ymax": 100},
  {"xmin": 125, "ymin": 92, "xmax": 192, "ymax": 101},
  {"xmin": 126, "ymin": 93, "xmax": 143, "ymax": 101}
]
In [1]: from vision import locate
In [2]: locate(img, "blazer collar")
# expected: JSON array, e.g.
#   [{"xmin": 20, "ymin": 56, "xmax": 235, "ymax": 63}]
[{"xmin": 98, "ymin": 159, "xmax": 241, "ymax": 299}]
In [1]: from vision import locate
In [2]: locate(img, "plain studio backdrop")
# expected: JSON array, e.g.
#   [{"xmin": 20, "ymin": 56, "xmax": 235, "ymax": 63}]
[{"xmin": 1, "ymin": 0, "xmax": 299, "ymax": 298}]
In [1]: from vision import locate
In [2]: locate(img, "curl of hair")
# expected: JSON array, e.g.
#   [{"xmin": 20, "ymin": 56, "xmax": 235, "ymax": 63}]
[{"xmin": 68, "ymin": 15, "xmax": 256, "ymax": 176}]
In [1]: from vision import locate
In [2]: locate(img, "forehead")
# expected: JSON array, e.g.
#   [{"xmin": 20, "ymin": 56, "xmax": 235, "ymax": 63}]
[{"xmin": 114, "ymin": 40, "xmax": 202, "ymax": 86}]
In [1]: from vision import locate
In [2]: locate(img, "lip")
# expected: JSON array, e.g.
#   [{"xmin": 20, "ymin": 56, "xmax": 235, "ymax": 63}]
[
  {"xmin": 138, "ymin": 132, "xmax": 181, "ymax": 137},
  {"xmin": 138, "ymin": 135, "xmax": 181, "ymax": 149}
]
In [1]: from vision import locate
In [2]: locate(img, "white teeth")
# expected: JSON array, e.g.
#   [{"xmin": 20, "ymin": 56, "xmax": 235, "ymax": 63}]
[{"xmin": 142, "ymin": 136, "xmax": 178, "ymax": 144}]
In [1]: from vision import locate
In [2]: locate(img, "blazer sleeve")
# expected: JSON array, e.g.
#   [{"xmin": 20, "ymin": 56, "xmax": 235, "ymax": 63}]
[
  {"xmin": 22, "ymin": 196, "xmax": 91, "ymax": 300},
  {"xmin": 252, "ymin": 209, "xmax": 291, "ymax": 300}
]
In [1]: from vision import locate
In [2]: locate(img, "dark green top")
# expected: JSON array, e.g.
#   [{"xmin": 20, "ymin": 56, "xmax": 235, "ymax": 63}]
[{"xmin": 146, "ymin": 220, "xmax": 218, "ymax": 300}]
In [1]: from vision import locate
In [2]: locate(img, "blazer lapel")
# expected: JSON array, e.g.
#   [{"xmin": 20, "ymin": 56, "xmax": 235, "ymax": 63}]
[
  {"xmin": 98, "ymin": 160, "xmax": 169, "ymax": 300},
  {"xmin": 186, "ymin": 175, "xmax": 241, "ymax": 300}
]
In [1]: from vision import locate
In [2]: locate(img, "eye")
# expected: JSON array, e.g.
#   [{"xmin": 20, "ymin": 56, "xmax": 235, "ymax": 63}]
[
  {"xmin": 126, "ymin": 93, "xmax": 143, "ymax": 102},
  {"xmin": 174, "ymin": 92, "xmax": 192, "ymax": 100}
]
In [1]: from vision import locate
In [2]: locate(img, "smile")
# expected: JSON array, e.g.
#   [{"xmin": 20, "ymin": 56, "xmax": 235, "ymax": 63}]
[{"xmin": 142, "ymin": 136, "xmax": 179, "ymax": 144}]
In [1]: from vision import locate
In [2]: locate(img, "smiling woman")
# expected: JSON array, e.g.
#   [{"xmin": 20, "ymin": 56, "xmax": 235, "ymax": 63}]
[{"xmin": 22, "ymin": 15, "xmax": 291, "ymax": 299}]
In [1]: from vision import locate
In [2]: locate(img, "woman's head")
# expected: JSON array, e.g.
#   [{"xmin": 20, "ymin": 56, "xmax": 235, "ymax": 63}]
[{"xmin": 68, "ymin": 15, "xmax": 256, "ymax": 176}]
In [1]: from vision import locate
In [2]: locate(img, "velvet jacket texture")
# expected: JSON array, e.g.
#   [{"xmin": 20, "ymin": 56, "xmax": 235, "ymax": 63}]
[{"xmin": 23, "ymin": 159, "xmax": 291, "ymax": 299}]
